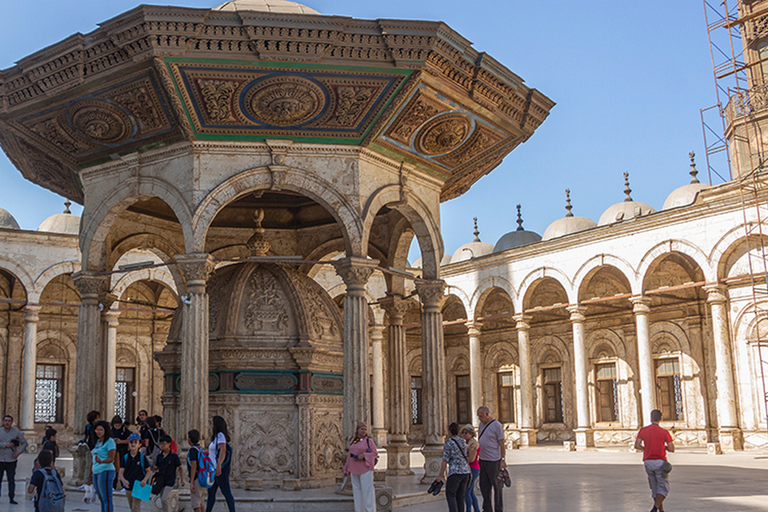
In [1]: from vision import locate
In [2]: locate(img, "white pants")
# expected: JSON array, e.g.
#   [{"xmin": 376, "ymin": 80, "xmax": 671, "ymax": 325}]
[{"xmin": 350, "ymin": 471, "xmax": 375, "ymax": 512}]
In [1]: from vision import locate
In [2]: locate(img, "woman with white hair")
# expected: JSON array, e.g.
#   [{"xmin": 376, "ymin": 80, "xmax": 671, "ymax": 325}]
[{"xmin": 343, "ymin": 421, "xmax": 378, "ymax": 512}]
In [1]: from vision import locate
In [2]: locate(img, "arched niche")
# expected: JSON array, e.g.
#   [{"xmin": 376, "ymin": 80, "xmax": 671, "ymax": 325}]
[{"xmin": 577, "ymin": 265, "xmax": 632, "ymax": 315}]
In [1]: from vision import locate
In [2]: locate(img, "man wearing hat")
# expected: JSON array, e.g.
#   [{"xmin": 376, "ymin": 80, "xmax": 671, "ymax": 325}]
[{"xmin": 118, "ymin": 433, "xmax": 152, "ymax": 512}]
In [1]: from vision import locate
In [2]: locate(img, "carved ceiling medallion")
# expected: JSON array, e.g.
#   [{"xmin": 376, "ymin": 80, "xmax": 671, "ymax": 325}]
[
  {"xmin": 243, "ymin": 76, "xmax": 325, "ymax": 127},
  {"xmin": 415, "ymin": 113, "xmax": 472, "ymax": 156},
  {"xmin": 67, "ymin": 99, "xmax": 134, "ymax": 145}
]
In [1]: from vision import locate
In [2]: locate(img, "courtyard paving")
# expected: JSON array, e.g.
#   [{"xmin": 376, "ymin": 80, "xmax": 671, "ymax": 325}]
[{"xmin": 0, "ymin": 446, "xmax": 766, "ymax": 511}]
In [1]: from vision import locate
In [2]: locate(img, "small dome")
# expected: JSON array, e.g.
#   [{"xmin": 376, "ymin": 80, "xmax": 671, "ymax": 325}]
[
  {"xmin": 494, "ymin": 205, "xmax": 541, "ymax": 251},
  {"xmin": 662, "ymin": 152, "xmax": 711, "ymax": 210},
  {"xmin": 0, "ymin": 208, "xmax": 20, "ymax": 230},
  {"xmin": 412, "ymin": 254, "xmax": 452, "ymax": 269},
  {"xmin": 597, "ymin": 172, "xmax": 656, "ymax": 226},
  {"xmin": 213, "ymin": 0, "xmax": 320, "ymax": 14},
  {"xmin": 542, "ymin": 189, "xmax": 597, "ymax": 241},
  {"xmin": 451, "ymin": 217, "xmax": 493, "ymax": 263},
  {"xmin": 38, "ymin": 201, "xmax": 80, "ymax": 235}
]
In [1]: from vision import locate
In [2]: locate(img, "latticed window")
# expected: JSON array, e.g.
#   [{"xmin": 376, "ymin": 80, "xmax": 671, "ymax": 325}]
[
  {"xmin": 595, "ymin": 363, "xmax": 618, "ymax": 422},
  {"xmin": 35, "ymin": 364, "xmax": 63, "ymax": 424},
  {"xmin": 543, "ymin": 367, "xmax": 563, "ymax": 423},
  {"xmin": 115, "ymin": 367, "xmax": 136, "ymax": 422},
  {"xmin": 455, "ymin": 375, "xmax": 471, "ymax": 424},
  {"xmin": 655, "ymin": 358, "xmax": 683, "ymax": 421},
  {"xmin": 411, "ymin": 376, "xmax": 423, "ymax": 425},
  {"xmin": 497, "ymin": 372, "xmax": 515, "ymax": 423}
]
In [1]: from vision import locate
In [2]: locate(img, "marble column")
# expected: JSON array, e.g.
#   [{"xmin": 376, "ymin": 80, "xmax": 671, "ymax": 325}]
[
  {"xmin": 333, "ymin": 256, "xmax": 378, "ymax": 441},
  {"xmin": 20, "ymin": 305, "xmax": 41, "ymax": 436},
  {"xmin": 415, "ymin": 278, "xmax": 447, "ymax": 483},
  {"xmin": 73, "ymin": 271, "xmax": 109, "ymax": 434},
  {"xmin": 104, "ymin": 309, "xmax": 120, "ymax": 419},
  {"xmin": 514, "ymin": 314, "xmax": 537, "ymax": 446},
  {"xmin": 631, "ymin": 296, "xmax": 655, "ymax": 425},
  {"xmin": 370, "ymin": 323, "xmax": 387, "ymax": 447},
  {"xmin": 466, "ymin": 322, "xmax": 483, "ymax": 429},
  {"xmin": 176, "ymin": 253, "xmax": 216, "ymax": 436},
  {"xmin": 704, "ymin": 284, "xmax": 743, "ymax": 451},
  {"xmin": 379, "ymin": 294, "xmax": 413, "ymax": 476},
  {"xmin": 567, "ymin": 306, "xmax": 593, "ymax": 448}
]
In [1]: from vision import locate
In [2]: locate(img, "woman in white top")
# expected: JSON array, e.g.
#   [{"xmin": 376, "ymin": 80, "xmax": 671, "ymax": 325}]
[{"xmin": 205, "ymin": 416, "xmax": 235, "ymax": 512}]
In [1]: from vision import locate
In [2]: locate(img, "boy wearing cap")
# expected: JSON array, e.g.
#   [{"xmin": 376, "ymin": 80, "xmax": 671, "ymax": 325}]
[
  {"xmin": 119, "ymin": 433, "xmax": 152, "ymax": 512},
  {"xmin": 152, "ymin": 435, "xmax": 183, "ymax": 512}
]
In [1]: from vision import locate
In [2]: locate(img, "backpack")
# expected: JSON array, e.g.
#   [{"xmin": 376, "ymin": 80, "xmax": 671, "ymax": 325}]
[
  {"xmin": 37, "ymin": 468, "xmax": 65, "ymax": 512},
  {"xmin": 123, "ymin": 453, "xmax": 146, "ymax": 480},
  {"xmin": 196, "ymin": 449, "xmax": 216, "ymax": 489}
]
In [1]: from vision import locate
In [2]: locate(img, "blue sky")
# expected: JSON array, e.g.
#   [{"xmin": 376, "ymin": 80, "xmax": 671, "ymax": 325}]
[{"xmin": 0, "ymin": 1, "xmax": 719, "ymax": 263}]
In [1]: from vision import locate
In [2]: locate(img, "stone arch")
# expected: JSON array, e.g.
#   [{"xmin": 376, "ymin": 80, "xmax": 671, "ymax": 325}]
[
  {"xmin": 471, "ymin": 277, "xmax": 516, "ymax": 320},
  {"xmin": 407, "ymin": 350, "xmax": 422, "ymax": 375},
  {"xmin": 573, "ymin": 255, "xmax": 639, "ymax": 297},
  {"xmin": 0, "ymin": 258, "xmax": 34, "ymax": 298},
  {"xmin": 484, "ymin": 342, "xmax": 517, "ymax": 369},
  {"xmin": 532, "ymin": 335, "xmax": 570, "ymax": 364},
  {"xmin": 108, "ymin": 233, "xmax": 185, "ymax": 271},
  {"xmin": 35, "ymin": 331, "xmax": 77, "ymax": 427},
  {"xmin": 112, "ymin": 269, "xmax": 179, "ymax": 301},
  {"xmin": 81, "ymin": 177, "xmax": 194, "ymax": 269},
  {"xmin": 518, "ymin": 267, "xmax": 574, "ymax": 310},
  {"xmin": 191, "ymin": 166, "xmax": 363, "ymax": 256},
  {"xmin": 586, "ymin": 329, "xmax": 628, "ymax": 360},
  {"xmin": 361, "ymin": 184, "xmax": 443, "ymax": 280},
  {"xmin": 714, "ymin": 232, "xmax": 768, "ymax": 281},
  {"xmin": 637, "ymin": 240, "xmax": 714, "ymax": 285},
  {"xmin": 710, "ymin": 223, "xmax": 762, "ymax": 278},
  {"xmin": 31, "ymin": 261, "xmax": 80, "ymax": 304},
  {"xmin": 650, "ymin": 321, "xmax": 691, "ymax": 355},
  {"xmin": 450, "ymin": 354, "xmax": 469, "ymax": 373}
]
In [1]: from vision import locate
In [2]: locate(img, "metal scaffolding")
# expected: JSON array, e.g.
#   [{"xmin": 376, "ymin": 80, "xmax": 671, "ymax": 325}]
[{"xmin": 703, "ymin": 0, "xmax": 768, "ymax": 436}]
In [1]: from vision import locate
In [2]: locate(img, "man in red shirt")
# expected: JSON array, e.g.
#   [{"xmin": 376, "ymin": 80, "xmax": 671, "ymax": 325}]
[{"xmin": 635, "ymin": 409, "xmax": 675, "ymax": 512}]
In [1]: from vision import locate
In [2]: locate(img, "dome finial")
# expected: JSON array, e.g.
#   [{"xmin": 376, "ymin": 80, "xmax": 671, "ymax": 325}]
[
  {"xmin": 63, "ymin": 199, "xmax": 71, "ymax": 214},
  {"xmin": 516, "ymin": 204, "xmax": 524, "ymax": 231},
  {"xmin": 623, "ymin": 172, "xmax": 633, "ymax": 202},
  {"xmin": 472, "ymin": 217, "xmax": 480, "ymax": 242},
  {"xmin": 565, "ymin": 189, "xmax": 574, "ymax": 217},
  {"xmin": 688, "ymin": 151, "xmax": 700, "ymax": 184}
]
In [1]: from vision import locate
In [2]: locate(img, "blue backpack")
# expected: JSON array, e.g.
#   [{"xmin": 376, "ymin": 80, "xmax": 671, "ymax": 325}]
[
  {"xmin": 37, "ymin": 468, "xmax": 65, "ymax": 512},
  {"xmin": 196, "ymin": 449, "xmax": 216, "ymax": 489}
]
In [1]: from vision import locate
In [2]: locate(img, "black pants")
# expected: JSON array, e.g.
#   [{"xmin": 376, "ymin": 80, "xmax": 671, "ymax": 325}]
[
  {"xmin": 479, "ymin": 459, "xmax": 503, "ymax": 512},
  {"xmin": 446, "ymin": 473, "xmax": 470, "ymax": 512},
  {"xmin": 0, "ymin": 461, "xmax": 17, "ymax": 500}
]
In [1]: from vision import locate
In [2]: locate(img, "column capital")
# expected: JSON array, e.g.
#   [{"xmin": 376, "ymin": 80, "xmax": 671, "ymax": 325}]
[
  {"xmin": 630, "ymin": 295, "xmax": 651, "ymax": 314},
  {"xmin": 379, "ymin": 294, "xmax": 411, "ymax": 320},
  {"xmin": 513, "ymin": 313, "xmax": 533, "ymax": 331},
  {"xmin": 414, "ymin": 279, "xmax": 446, "ymax": 308},
  {"xmin": 72, "ymin": 271, "xmax": 109, "ymax": 298},
  {"xmin": 703, "ymin": 283, "xmax": 728, "ymax": 304},
  {"xmin": 465, "ymin": 321, "xmax": 482, "ymax": 337},
  {"xmin": 332, "ymin": 256, "xmax": 379, "ymax": 291},
  {"xmin": 104, "ymin": 309, "xmax": 121, "ymax": 326},
  {"xmin": 368, "ymin": 323, "xmax": 385, "ymax": 340},
  {"xmin": 566, "ymin": 305, "xmax": 587, "ymax": 323},
  {"xmin": 176, "ymin": 253, "xmax": 215, "ymax": 292},
  {"xmin": 24, "ymin": 305, "xmax": 41, "ymax": 323}
]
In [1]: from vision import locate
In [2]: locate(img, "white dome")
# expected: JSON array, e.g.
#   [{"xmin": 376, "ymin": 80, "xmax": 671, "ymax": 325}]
[
  {"xmin": 38, "ymin": 213, "xmax": 80, "ymax": 235},
  {"xmin": 451, "ymin": 241, "xmax": 494, "ymax": 263},
  {"xmin": 597, "ymin": 201, "xmax": 656, "ymax": 226},
  {"xmin": 214, "ymin": 0, "xmax": 320, "ymax": 14},
  {"xmin": 412, "ymin": 254, "xmax": 452, "ymax": 268},
  {"xmin": 0, "ymin": 208, "xmax": 20, "ymax": 230},
  {"xmin": 542, "ymin": 216, "xmax": 596, "ymax": 241},
  {"xmin": 494, "ymin": 230, "xmax": 541, "ymax": 251},
  {"xmin": 662, "ymin": 182, "xmax": 710, "ymax": 210}
]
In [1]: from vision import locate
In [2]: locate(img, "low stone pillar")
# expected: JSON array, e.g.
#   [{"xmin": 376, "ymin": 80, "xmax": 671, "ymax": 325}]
[{"xmin": 68, "ymin": 443, "xmax": 90, "ymax": 486}]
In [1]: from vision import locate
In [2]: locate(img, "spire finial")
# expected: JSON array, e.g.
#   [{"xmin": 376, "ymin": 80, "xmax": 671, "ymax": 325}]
[
  {"xmin": 565, "ymin": 189, "xmax": 574, "ymax": 217},
  {"xmin": 472, "ymin": 217, "xmax": 480, "ymax": 242},
  {"xmin": 623, "ymin": 172, "xmax": 633, "ymax": 202},
  {"xmin": 688, "ymin": 151, "xmax": 700, "ymax": 184},
  {"xmin": 63, "ymin": 199, "xmax": 71, "ymax": 214},
  {"xmin": 246, "ymin": 208, "xmax": 271, "ymax": 256},
  {"xmin": 516, "ymin": 204, "xmax": 524, "ymax": 231}
]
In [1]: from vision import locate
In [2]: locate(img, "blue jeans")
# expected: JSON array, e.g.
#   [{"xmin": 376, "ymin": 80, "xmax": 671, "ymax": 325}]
[
  {"xmin": 465, "ymin": 467, "xmax": 480, "ymax": 512},
  {"xmin": 205, "ymin": 466, "xmax": 235, "ymax": 512},
  {"xmin": 94, "ymin": 470, "xmax": 115, "ymax": 512}
]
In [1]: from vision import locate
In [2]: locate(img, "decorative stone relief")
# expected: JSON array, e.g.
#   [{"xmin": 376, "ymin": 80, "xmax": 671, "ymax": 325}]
[
  {"xmin": 415, "ymin": 113, "xmax": 471, "ymax": 155},
  {"xmin": 237, "ymin": 410, "xmax": 296, "ymax": 477},
  {"xmin": 330, "ymin": 86, "xmax": 376, "ymax": 126},
  {"xmin": 243, "ymin": 269, "xmax": 290, "ymax": 332},
  {"xmin": 244, "ymin": 76, "xmax": 325, "ymax": 127},
  {"xmin": 199, "ymin": 80, "xmax": 238, "ymax": 123}
]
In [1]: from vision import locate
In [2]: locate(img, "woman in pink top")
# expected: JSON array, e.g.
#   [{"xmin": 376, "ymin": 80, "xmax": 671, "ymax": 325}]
[
  {"xmin": 344, "ymin": 422, "xmax": 378, "ymax": 512},
  {"xmin": 461, "ymin": 424, "xmax": 481, "ymax": 512}
]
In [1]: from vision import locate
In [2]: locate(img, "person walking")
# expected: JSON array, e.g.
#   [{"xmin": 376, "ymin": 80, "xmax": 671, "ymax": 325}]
[
  {"xmin": 187, "ymin": 429, "xmax": 207, "ymax": 512},
  {"xmin": 436, "ymin": 422, "xmax": 472, "ymax": 512},
  {"xmin": 635, "ymin": 409, "xmax": 675, "ymax": 512},
  {"xmin": 343, "ymin": 421, "xmax": 377, "ymax": 512},
  {"xmin": 111, "ymin": 416, "xmax": 130, "ymax": 490},
  {"xmin": 461, "ymin": 424, "xmax": 481, "ymax": 512},
  {"xmin": 152, "ymin": 435, "xmax": 183, "ymax": 512},
  {"xmin": 0, "ymin": 415, "xmax": 28, "ymax": 504},
  {"xmin": 118, "ymin": 433, "xmax": 152, "ymax": 512},
  {"xmin": 92, "ymin": 420, "xmax": 117, "ymax": 512},
  {"xmin": 28, "ymin": 450, "xmax": 64, "ymax": 512},
  {"xmin": 476, "ymin": 406, "xmax": 505, "ymax": 512},
  {"xmin": 205, "ymin": 416, "xmax": 235, "ymax": 512}
]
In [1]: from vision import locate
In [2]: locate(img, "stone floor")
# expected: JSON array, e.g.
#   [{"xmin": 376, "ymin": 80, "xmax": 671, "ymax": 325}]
[{"xmin": 0, "ymin": 446, "xmax": 767, "ymax": 511}]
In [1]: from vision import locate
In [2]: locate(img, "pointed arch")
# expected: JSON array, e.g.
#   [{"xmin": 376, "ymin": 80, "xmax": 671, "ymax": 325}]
[
  {"xmin": 31, "ymin": 261, "xmax": 81, "ymax": 304},
  {"xmin": 573, "ymin": 254, "xmax": 639, "ymax": 297},
  {"xmin": 470, "ymin": 277, "xmax": 516, "ymax": 320},
  {"xmin": 637, "ymin": 240, "xmax": 714, "ymax": 285}
]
